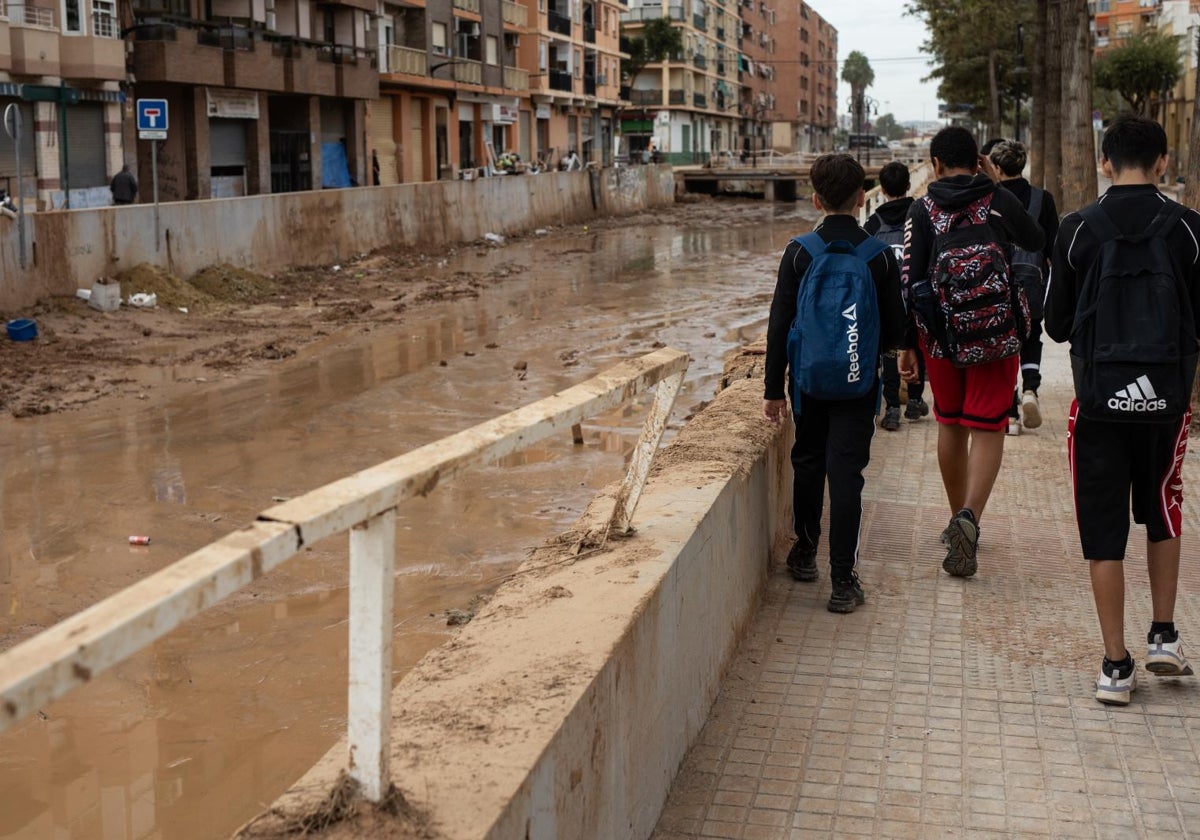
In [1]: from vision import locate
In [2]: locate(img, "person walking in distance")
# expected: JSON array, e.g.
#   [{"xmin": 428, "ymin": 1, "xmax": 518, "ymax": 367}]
[
  {"xmin": 865, "ymin": 160, "xmax": 929, "ymax": 431},
  {"xmin": 897, "ymin": 127, "xmax": 1044, "ymax": 578},
  {"xmin": 110, "ymin": 164, "xmax": 138, "ymax": 205},
  {"xmin": 987, "ymin": 140, "xmax": 1059, "ymax": 436},
  {"xmin": 1044, "ymin": 115, "xmax": 1200, "ymax": 705},
  {"xmin": 763, "ymin": 154, "xmax": 905, "ymax": 612}
]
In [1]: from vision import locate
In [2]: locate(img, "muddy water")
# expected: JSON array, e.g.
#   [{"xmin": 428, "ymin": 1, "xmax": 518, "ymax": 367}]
[{"xmin": 0, "ymin": 201, "xmax": 815, "ymax": 839}]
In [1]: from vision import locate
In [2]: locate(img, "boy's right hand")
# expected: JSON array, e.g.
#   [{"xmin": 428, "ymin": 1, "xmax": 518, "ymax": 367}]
[
  {"xmin": 763, "ymin": 399, "xmax": 788, "ymax": 427},
  {"xmin": 898, "ymin": 349, "xmax": 921, "ymax": 383}
]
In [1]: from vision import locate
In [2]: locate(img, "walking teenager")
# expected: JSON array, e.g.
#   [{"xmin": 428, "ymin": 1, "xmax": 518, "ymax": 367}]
[
  {"xmin": 1044, "ymin": 115, "xmax": 1200, "ymax": 705},
  {"xmin": 897, "ymin": 127, "xmax": 1044, "ymax": 577},
  {"xmin": 763, "ymin": 154, "xmax": 905, "ymax": 612},
  {"xmin": 987, "ymin": 140, "xmax": 1060, "ymax": 435},
  {"xmin": 866, "ymin": 161, "xmax": 929, "ymax": 431}
]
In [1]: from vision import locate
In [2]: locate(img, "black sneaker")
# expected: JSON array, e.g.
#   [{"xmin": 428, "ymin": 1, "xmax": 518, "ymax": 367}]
[
  {"xmin": 828, "ymin": 572, "xmax": 866, "ymax": 613},
  {"xmin": 786, "ymin": 541, "xmax": 818, "ymax": 582},
  {"xmin": 880, "ymin": 406, "xmax": 901, "ymax": 431},
  {"xmin": 904, "ymin": 396, "xmax": 930, "ymax": 420},
  {"xmin": 941, "ymin": 510, "xmax": 979, "ymax": 577}
]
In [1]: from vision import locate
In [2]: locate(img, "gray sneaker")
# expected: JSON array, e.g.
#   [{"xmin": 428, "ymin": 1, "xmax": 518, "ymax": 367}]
[
  {"xmin": 941, "ymin": 511, "xmax": 979, "ymax": 577},
  {"xmin": 880, "ymin": 406, "xmax": 901, "ymax": 431}
]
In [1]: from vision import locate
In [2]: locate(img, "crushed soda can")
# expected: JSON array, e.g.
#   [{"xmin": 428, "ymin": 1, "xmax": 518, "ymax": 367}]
[{"xmin": 128, "ymin": 535, "xmax": 152, "ymax": 545}]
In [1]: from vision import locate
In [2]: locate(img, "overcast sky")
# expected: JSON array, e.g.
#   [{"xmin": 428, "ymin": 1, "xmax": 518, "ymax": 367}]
[{"xmin": 807, "ymin": 0, "xmax": 943, "ymax": 124}]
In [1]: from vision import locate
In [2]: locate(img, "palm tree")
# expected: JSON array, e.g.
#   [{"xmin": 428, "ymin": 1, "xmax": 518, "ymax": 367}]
[{"xmin": 841, "ymin": 51, "xmax": 875, "ymax": 137}]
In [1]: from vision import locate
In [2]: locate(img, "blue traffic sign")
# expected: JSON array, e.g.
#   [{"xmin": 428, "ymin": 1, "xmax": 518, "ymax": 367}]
[{"xmin": 136, "ymin": 99, "xmax": 168, "ymax": 133}]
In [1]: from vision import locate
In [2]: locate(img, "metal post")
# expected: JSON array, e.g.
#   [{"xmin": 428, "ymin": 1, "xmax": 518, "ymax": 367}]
[
  {"xmin": 4, "ymin": 104, "xmax": 26, "ymax": 269},
  {"xmin": 152, "ymin": 140, "xmax": 160, "ymax": 252},
  {"xmin": 1014, "ymin": 22, "xmax": 1025, "ymax": 142},
  {"xmin": 347, "ymin": 508, "xmax": 397, "ymax": 803}
]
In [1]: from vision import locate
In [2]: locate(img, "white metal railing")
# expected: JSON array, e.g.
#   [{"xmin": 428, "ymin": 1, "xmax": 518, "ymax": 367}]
[
  {"xmin": 10, "ymin": 3, "xmax": 53, "ymax": 26},
  {"xmin": 503, "ymin": 65, "xmax": 529, "ymax": 90},
  {"xmin": 453, "ymin": 57, "xmax": 482, "ymax": 84},
  {"xmin": 0, "ymin": 348, "xmax": 689, "ymax": 803},
  {"xmin": 386, "ymin": 44, "xmax": 427, "ymax": 76},
  {"xmin": 501, "ymin": 0, "xmax": 526, "ymax": 26}
]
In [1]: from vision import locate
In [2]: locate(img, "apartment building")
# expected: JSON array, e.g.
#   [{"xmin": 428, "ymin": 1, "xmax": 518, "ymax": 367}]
[
  {"xmin": 126, "ymin": 0, "xmax": 377, "ymax": 200},
  {"xmin": 619, "ymin": 0, "xmax": 740, "ymax": 164},
  {"xmin": 0, "ymin": 0, "xmax": 125, "ymax": 208},
  {"xmin": 1092, "ymin": 0, "xmax": 1163, "ymax": 50},
  {"xmin": 1156, "ymin": 0, "xmax": 1199, "ymax": 174},
  {"xmin": 772, "ymin": 0, "xmax": 835, "ymax": 153},
  {"xmin": 736, "ymin": 0, "xmax": 773, "ymax": 158},
  {"xmin": 371, "ymin": 0, "xmax": 622, "ymax": 183}
]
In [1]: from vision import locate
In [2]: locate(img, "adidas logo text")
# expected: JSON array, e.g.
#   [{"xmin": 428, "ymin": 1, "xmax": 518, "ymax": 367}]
[
  {"xmin": 843, "ymin": 304, "xmax": 860, "ymax": 382},
  {"xmin": 1108, "ymin": 375, "xmax": 1167, "ymax": 413}
]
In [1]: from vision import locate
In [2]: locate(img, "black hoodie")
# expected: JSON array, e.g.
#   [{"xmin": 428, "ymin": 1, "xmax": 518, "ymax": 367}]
[
  {"xmin": 899, "ymin": 174, "xmax": 1046, "ymax": 349},
  {"xmin": 864, "ymin": 196, "xmax": 914, "ymax": 235}
]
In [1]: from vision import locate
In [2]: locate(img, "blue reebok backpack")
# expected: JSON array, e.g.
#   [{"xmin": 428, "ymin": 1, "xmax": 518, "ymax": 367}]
[{"xmin": 786, "ymin": 233, "xmax": 888, "ymax": 402}]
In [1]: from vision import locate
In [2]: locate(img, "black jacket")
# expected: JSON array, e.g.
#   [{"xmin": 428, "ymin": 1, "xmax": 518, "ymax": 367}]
[
  {"xmin": 864, "ymin": 197, "xmax": 914, "ymax": 234},
  {"xmin": 764, "ymin": 214, "xmax": 906, "ymax": 401},
  {"xmin": 1044, "ymin": 184, "xmax": 1200, "ymax": 344},
  {"xmin": 997, "ymin": 177, "xmax": 1059, "ymax": 270},
  {"xmin": 900, "ymin": 174, "xmax": 1046, "ymax": 349}
]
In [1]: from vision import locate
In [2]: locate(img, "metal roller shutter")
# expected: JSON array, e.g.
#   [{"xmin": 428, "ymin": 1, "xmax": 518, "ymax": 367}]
[
  {"xmin": 210, "ymin": 119, "xmax": 248, "ymax": 168},
  {"xmin": 65, "ymin": 102, "xmax": 106, "ymax": 188},
  {"xmin": 0, "ymin": 101, "xmax": 37, "ymax": 184},
  {"xmin": 409, "ymin": 98, "xmax": 424, "ymax": 182},
  {"xmin": 372, "ymin": 97, "xmax": 397, "ymax": 186}
]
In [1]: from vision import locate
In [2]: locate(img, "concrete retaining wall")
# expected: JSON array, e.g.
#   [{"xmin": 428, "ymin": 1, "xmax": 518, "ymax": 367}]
[
  {"xmin": 251, "ymin": 366, "xmax": 792, "ymax": 839},
  {"xmin": 0, "ymin": 165, "xmax": 675, "ymax": 312}
]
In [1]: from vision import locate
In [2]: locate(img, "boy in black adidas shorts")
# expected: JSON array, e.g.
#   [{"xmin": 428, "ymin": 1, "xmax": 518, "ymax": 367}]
[{"xmin": 1045, "ymin": 115, "xmax": 1200, "ymax": 705}]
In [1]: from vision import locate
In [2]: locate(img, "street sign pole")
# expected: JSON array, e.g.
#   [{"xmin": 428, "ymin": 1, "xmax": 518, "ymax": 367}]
[
  {"xmin": 153, "ymin": 140, "xmax": 160, "ymax": 252},
  {"xmin": 4, "ymin": 103, "xmax": 26, "ymax": 269}
]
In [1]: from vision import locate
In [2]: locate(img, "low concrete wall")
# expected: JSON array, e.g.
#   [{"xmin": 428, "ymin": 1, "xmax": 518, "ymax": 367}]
[
  {"xmin": 250, "ymin": 362, "xmax": 792, "ymax": 839},
  {"xmin": 0, "ymin": 165, "xmax": 675, "ymax": 312}
]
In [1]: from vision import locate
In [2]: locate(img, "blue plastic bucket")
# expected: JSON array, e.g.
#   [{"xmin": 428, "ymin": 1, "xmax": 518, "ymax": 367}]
[{"xmin": 6, "ymin": 318, "xmax": 37, "ymax": 341}]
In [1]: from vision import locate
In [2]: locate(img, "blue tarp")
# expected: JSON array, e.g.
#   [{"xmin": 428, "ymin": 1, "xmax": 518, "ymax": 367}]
[{"xmin": 321, "ymin": 142, "xmax": 352, "ymax": 188}]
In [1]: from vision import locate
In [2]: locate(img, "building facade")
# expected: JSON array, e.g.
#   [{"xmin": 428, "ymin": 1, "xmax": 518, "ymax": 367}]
[
  {"xmin": 772, "ymin": 0, "xmax": 836, "ymax": 153},
  {"xmin": 0, "ymin": 0, "xmax": 126, "ymax": 208}
]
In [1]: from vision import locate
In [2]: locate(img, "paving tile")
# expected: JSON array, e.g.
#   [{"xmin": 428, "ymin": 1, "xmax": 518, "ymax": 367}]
[{"xmin": 649, "ymin": 341, "xmax": 1200, "ymax": 840}]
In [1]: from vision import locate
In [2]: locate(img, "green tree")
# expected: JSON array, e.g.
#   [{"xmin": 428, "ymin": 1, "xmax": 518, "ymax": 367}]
[
  {"xmin": 1094, "ymin": 30, "xmax": 1183, "ymax": 116},
  {"xmin": 906, "ymin": 0, "xmax": 1035, "ymax": 138},
  {"xmin": 873, "ymin": 113, "xmax": 905, "ymax": 142},
  {"xmin": 841, "ymin": 51, "xmax": 875, "ymax": 135},
  {"xmin": 621, "ymin": 17, "xmax": 684, "ymax": 87}
]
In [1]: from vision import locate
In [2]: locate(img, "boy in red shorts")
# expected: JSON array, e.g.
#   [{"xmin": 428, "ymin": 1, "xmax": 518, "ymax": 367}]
[
  {"xmin": 1045, "ymin": 115, "xmax": 1200, "ymax": 704},
  {"xmin": 897, "ymin": 127, "xmax": 1044, "ymax": 577}
]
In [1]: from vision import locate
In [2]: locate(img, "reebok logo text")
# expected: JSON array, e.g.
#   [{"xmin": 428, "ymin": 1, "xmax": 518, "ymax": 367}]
[
  {"xmin": 1108, "ymin": 375, "xmax": 1167, "ymax": 413},
  {"xmin": 843, "ymin": 304, "xmax": 860, "ymax": 383}
]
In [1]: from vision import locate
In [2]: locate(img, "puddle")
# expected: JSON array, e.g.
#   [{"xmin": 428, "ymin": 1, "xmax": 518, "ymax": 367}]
[{"xmin": 0, "ymin": 200, "xmax": 815, "ymax": 839}]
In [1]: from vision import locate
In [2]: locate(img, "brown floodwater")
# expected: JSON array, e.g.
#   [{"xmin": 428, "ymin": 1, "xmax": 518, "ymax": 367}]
[{"xmin": 0, "ymin": 200, "xmax": 815, "ymax": 839}]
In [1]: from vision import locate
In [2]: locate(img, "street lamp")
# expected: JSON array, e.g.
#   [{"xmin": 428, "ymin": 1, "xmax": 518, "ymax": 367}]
[{"xmin": 847, "ymin": 93, "xmax": 879, "ymax": 164}]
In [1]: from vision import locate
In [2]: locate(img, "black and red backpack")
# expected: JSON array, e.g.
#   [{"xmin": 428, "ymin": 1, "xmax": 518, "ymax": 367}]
[{"xmin": 912, "ymin": 193, "xmax": 1030, "ymax": 367}]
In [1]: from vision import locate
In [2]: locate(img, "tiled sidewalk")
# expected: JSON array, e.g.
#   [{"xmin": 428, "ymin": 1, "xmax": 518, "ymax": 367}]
[{"xmin": 651, "ymin": 340, "xmax": 1200, "ymax": 839}]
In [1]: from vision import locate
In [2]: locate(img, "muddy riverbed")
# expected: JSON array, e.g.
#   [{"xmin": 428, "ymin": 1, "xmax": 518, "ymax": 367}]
[{"xmin": 0, "ymin": 196, "xmax": 819, "ymax": 840}]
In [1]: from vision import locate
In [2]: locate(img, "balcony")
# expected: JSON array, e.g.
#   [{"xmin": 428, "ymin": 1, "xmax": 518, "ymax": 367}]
[
  {"xmin": 501, "ymin": 0, "xmax": 526, "ymax": 27},
  {"xmin": 629, "ymin": 88, "xmax": 661, "ymax": 105},
  {"xmin": 329, "ymin": 45, "xmax": 378, "ymax": 98},
  {"xmin": 716, "ymin": 26, "xmax": 724, "ymax": 41},
  {"xmin": 584, "ymin": 22, "xmax": 595, "ymax": 42},
  {"xmin": 60, "ymin": 28, "xmax": 124, "ymax": 80},
  {"xmin": 692, "ymin": 53, "xmax": 706, "ymax": 69},
  {"xmin": 716, "ymin": 61, "xmax": 725, "ymax": 75},
  {"xmin": 693, "ymin": 13, "xmax": 706, "ymax": 30},
  {"xmin": 547, "ymin": 9, "xmax": 570, "ymax": 35},
  {"xmin": 0, "ymin": 1, "xmax": 9, "ymax": 72},
  {"xmin": 452, "ymin": 57, "xmax": 482, "ymax": 84},
  {"xmin": 668, "ymin": 88, "xmax": 685, "ymax": 105},
  {"xmin": 385, "ymin": 44, "xmax": 427, "ymax": 76},
  {"xmin": 503, "ymin": 65, "xmax": 528, "ymax": 90},
  {"xmin": 133, "ymin": 25, "xmax": 224, "ymax": 86},
  {"xmin": 620, "ymin": 6, "xmax": 684, "ymax": 22},
  {"xmin": 693, "ymin": 92, "xmax": 706, "ymax": 108},
  {"xmin": 9, "ymin": 4, "xmax": 60, "ymax": 76},
  {"xmin": 549, "ymin": 68, "xmax": 572, "ymax": 91},
  {"xmin": 453, "ymin": 0, "xmax": 480, "ymax": 12},
  {"xmin": 223, "ymin": 35, "xmax": 286, "ymax": 90},
  {"xmin": 584, "ymin": 74, "xmax": 595, "ymax": 95}
]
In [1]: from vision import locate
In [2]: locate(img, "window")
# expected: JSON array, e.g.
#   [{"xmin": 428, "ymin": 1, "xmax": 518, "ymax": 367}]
[
  {"xmin": 432, "ymin": 21, "xmax": 447, "ymax": 54},
  {"xmin": 574, "ymin": 47, "xmax": 582, "ymax": 77},
  {"xmin": 486, "ymin": 35, "xmax": 498, "ymax": 64},
  {"xmin": 539, "ymin": 39, "xmax": 547, "ymax": 70},
  {"xmin": 92, "ymin": 0, "xmax": 117, "ymax": 37},
  {"xmin": 62, "ymin": 0, "xmax": 82, "ymax": 33}
]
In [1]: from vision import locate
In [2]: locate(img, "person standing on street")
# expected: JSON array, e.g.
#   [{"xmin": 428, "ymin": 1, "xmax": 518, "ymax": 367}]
[
  {"xmin": 110, "ymin": 164, "xmax": 138, "ymax": 205},
  {"xmin": 897, "ymin": 127, "xmax": 1044, "ymax": 578},
  {"xmin": 865, "ymin": 161, "xmax": 929, "ymax": 431},
  {"xmin": 1044, "ymin": 115, "xmax": 1200, "ymax": 705},
  {"xmin": 763, "ymin": 153, "xmax": 906, "ymax": 613}
]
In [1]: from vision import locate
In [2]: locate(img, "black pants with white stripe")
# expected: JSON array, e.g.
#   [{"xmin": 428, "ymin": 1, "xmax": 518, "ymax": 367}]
[{"xmin": 791, "ymin": 387, "xmax": 877, "ymax": 580}]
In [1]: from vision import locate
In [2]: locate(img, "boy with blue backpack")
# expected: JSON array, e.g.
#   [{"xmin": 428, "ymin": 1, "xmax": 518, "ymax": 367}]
[
  {"xmin": 1044, "ymin": 115, "xmax": 1200, "ymax": 705},
  {"xmin": 866, "ymin": 161, "xmax": 930, "ymax": 431},
  {"xmin": 763, "ymin": 153, "xmax": 905, "ymax": 613}
]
